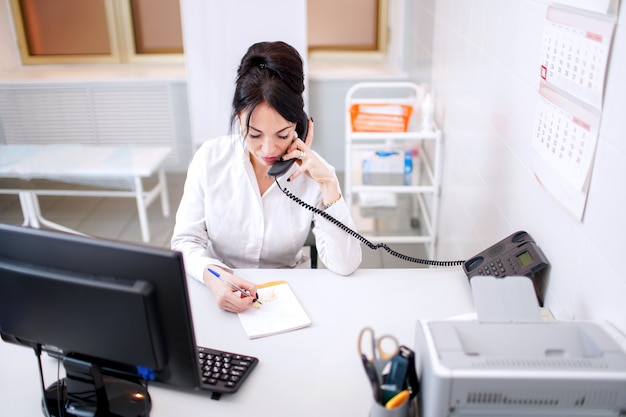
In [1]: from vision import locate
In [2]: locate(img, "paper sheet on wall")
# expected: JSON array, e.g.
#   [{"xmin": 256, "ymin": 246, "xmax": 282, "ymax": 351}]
[
  {"xmin": 540, "ymin": 6, "xmax": 615, "ymax": 110},
  {"xmin": 532, "ymin": 83, "xmax": 601, "ymax": 220},
  {"xmin": 237, "ymin": 280, "xmax": 311, "ymax": 339},
  {"xmin": 532, "ymin": 152, "xmax": 588, "ymax": 220}
]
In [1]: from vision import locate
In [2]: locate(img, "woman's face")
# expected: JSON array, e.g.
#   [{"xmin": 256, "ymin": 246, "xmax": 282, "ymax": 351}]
[{"xmin": 240, "ymin": 102, "xmax": 297, "ymax": 169}]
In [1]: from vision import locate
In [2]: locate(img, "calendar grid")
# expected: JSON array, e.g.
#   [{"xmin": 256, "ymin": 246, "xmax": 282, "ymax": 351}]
[
  {"xmin": 540, "ymin": 6, "xmax": 615, "ymax": 110},
  {"xmin": 531, "ymin": 5, "xmax": 614, "ymax": 219}
]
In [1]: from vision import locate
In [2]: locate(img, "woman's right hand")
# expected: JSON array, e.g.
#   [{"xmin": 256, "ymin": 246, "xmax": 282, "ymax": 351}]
[{"xmin": 203, "ymin": 266, "xmax": 258, "ymax": 313}]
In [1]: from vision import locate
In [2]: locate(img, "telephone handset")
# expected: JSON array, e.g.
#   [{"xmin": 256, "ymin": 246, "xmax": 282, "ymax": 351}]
[
  {"xmin": 463, "ymin": 231, "xmax": 549, "ymax": 279},
  {"xmin": 267, "ymin": 113, "xmax": 309, "ymax": 178}
]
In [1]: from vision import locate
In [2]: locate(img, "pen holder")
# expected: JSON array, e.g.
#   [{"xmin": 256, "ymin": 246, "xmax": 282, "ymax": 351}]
[
  {"xmin": 358, "ymin": 327, "xmax": 420, "ymax": 417},
  {"xmin": 369, "ymin": 395, "xmax": 411, "ymax": 417}
]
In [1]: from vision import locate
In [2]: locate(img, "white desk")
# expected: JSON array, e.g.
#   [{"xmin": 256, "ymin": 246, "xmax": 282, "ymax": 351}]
[
  {"xmin": 0, "ymin": 144, "xmax": 171, "ymax": 242},
  {"xmin": 0, "ymin": 267, "xmax": 475, "ymax": 416}
]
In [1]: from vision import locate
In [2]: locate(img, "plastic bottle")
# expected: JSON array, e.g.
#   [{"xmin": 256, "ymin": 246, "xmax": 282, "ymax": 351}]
[{"xmin": 421, "ymin": 93, "xmax": 433, "ymax": 132}]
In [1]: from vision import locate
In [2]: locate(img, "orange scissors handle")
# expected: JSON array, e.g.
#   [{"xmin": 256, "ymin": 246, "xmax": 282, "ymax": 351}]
[
  {"xmin": 376, "ymin": 335, "xmax": 399, "ymax": 361},
  {"xmin": 358, "ymin": 327, "xmax": 399, "ymax": 363},
  {"xmin": 358, "ymin": 327, "xmax": 376, "ymax": 362}
]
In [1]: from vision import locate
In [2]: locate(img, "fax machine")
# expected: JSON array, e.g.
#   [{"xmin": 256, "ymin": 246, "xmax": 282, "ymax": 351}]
[
  {"xmin": 415, "ymin": 275, "xmax": 626, "ymax": 417},
  {"xmin": 415, "ymin": 320, "xmax": 626, "ymax": 417}
]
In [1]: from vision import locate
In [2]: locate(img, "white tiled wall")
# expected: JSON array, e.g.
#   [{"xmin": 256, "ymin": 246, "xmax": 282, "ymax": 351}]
[{"xmin": 410, "ymin": 0, "xmax": 626, "ymax": 333}]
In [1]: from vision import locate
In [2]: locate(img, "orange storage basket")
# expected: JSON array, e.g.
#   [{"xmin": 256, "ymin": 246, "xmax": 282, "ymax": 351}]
[{"xmin": 350, "ymin": 103, "xmax": 413, "ymax": 132}]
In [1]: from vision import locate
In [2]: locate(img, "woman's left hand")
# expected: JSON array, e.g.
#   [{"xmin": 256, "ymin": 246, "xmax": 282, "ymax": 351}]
[
  {"xmin": 284, "ymin": 119, "xmax": 332, "ymax": 184},
  {"xmin": 283, "ymin": 118, "xmax": 342, "ymax": 205}
]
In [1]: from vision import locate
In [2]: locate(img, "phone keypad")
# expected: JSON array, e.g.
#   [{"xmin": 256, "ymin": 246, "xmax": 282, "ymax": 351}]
[{"xmin": 475, "ymin": 257, "xmax": 516, "ymax": 277}]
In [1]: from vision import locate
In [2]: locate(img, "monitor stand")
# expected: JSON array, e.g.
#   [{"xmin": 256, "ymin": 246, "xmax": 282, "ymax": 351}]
[{"xmin": 42, "ymin": 356, "xmax": 151, "ymax": 417}]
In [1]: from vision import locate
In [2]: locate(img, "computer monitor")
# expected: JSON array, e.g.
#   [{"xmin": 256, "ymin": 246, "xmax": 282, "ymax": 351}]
[{"xmin": 0, "ymin": 223, "xmax": 201, "ymax": 417}]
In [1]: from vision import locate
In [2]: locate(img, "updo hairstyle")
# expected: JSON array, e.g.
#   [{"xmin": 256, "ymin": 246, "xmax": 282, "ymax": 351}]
[{"xmin": 231, "ymin": 41, "xmax": 307, "ymax": 138}]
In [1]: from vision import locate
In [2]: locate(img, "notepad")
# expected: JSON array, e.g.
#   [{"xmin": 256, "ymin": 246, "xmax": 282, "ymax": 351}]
[{"xmin": 237, "ymin": 280, "xmax": 311, "ymax": 339}]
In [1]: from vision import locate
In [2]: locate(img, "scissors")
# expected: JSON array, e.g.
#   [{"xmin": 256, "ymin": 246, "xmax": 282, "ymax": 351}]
[
  {"xmin": 358, "ymin": 327, "xmax": 399, "ymax": 371},
  {"xmin": 358, "ymin": 327, "xmax": 399, "ymax": 402}
]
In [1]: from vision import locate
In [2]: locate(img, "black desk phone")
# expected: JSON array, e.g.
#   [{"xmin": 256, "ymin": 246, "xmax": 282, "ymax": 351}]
[{"xmin": 463, "ymin": 231, "xmax": 549, "ymax": 279}]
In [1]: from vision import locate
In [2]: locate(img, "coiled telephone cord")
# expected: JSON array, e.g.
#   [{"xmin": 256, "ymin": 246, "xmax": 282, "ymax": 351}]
[{"xmin": 275, "ymin": 180, "xmax": 465, "ymax": 267}]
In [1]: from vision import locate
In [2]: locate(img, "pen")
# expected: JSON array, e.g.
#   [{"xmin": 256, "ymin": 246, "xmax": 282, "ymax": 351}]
[{"xmin": 207, "ymin": 268, "xmax": 262, "ymax": 304}]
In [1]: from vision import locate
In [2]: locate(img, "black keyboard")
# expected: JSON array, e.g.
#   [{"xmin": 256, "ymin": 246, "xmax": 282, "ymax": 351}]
[{"xmin": 197, "ymin": 346, "xmax": 258, "ymax": 395}]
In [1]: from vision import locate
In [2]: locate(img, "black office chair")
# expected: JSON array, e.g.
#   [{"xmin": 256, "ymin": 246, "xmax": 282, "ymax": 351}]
[{"xmin": 304, "ymin": 224, "xmax": 317, "ymax": 269}]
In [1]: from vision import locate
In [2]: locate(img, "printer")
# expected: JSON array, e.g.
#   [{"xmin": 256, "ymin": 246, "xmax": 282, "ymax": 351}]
[{"xmin": 415, "ymin": 277, "xmax": 626, "ymax": 417}]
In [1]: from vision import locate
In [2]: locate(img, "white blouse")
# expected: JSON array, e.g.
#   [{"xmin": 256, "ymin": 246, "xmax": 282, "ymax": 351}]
[{"xmin": 171, "ymin": 134, "xmax": 362, "ymax": 283}]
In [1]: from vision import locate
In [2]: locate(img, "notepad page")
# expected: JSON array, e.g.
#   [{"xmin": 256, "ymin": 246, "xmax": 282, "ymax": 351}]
[{"xmin": 237, "ymin": 280, "xmax": 312, "ymax": 339}]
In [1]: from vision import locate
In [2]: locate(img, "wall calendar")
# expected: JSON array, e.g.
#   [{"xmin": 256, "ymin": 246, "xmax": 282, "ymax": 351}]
[
  {"xmin": 532, "ymin": 83, "xmax": 600, "ymax": 192},
  {"xmin": 533, "ymin": 5, "xmax": 615, "ymax": 220},
  {"xmin": 540, "ymin": 6, "xmax": 615, "ymax": 110}
]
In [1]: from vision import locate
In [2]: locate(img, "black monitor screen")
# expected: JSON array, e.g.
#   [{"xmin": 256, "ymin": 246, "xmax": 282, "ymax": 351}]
[
  {"xmin": 0, "ymin": 260, "xmax": 165, "ymax": 370},
  {"xmin": 0, "ymin": 223, "xmax": 201, "ymax": 414}
]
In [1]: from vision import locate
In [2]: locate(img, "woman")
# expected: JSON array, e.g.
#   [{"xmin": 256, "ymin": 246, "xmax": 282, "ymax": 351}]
[{"xmin": 171, "ymin": 41, "xmax": 362, "ymax": 312}]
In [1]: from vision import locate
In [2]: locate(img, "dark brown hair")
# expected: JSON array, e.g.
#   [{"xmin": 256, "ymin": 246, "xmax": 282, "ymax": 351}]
[{"xmin": 231, "ymin": 41, "xmax": 307, "ymax": 137}]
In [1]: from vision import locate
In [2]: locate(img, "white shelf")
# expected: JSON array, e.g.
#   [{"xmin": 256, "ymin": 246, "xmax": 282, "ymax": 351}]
[
  {"xmin": 344, "ymin": 81, "xmax": 441, "ymax": 259},
  {"xmin": 351, "ymin": 185, "xmax": 436, "ymax": 193},
  {"xmin": 348, "ymin": 131, "xmax": 439, "ymax": 141}
]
